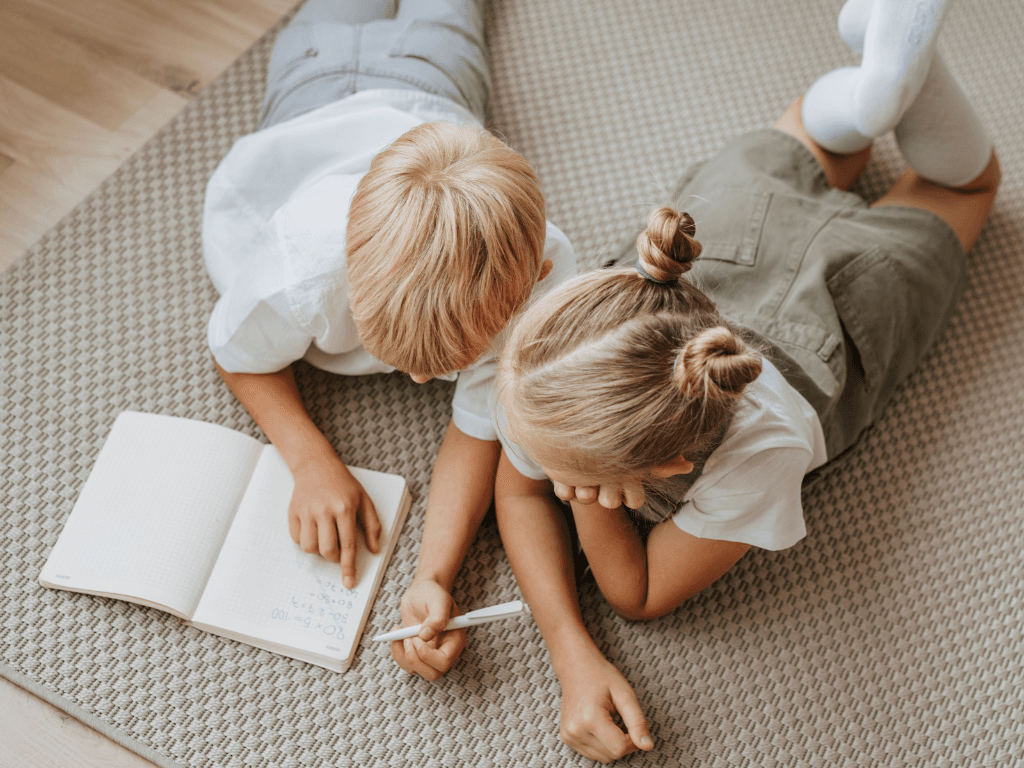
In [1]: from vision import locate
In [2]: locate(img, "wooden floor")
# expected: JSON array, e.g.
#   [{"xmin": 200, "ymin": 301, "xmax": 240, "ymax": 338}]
[
  {"xmin": 0, "ymin": 0, "xmax": 294, "ymax": 764},
  {"xmin": 0, "ymin": 0, "xmax": 294, "ymax": 273}
]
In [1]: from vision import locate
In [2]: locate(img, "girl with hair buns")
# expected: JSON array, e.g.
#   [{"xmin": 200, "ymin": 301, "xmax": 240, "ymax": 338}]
[{"xmin": 491, "ymin": 0, "xmax": 1000, "ymax": 761}]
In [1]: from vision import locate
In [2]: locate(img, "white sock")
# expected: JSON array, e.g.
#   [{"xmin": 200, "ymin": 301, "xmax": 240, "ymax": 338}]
[
  {"xmin": 853, "ymin": 0, "xmax": 954, "ymax": 137},
  {"xmin": 801, "ymin": 67, "xmax": 873, "ymax": 154},
  {"xmin": 894, "ymin": 53, "xmax": 991, "ymax": 187},
  {"xmin": 799, "ymin": 0, "xmax": 884, "ymax": 154},
  {"xmin": 837, "ymin": 0, "xmax": 874, "ymax": 54}
]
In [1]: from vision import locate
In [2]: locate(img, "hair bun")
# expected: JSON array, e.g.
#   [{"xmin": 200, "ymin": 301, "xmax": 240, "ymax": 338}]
[
  {"xmin": 635, "ymin": 206, "xmax": 703, "ymax": 283},
  {"xmin": 674, "ymin": 326, "xmax": 762, "ymax": 401}
]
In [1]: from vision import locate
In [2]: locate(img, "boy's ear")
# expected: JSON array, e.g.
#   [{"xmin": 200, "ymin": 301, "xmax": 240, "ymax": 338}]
[
  {"xmin": 538, "ymin": 259, "xmax": 553, "ymax": 281},
  {"xmin": 652, "ymin": 455, "xmax": 694, "ymax": 478}
]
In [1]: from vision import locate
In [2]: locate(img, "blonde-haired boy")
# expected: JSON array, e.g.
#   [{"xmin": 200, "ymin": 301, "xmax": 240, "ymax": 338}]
[
  {"xmin": 203, "ymin": 0, "xmax": 574, "ymax": 680},
  {"xmin": 348, "ymin": 121, "xmax": 549, "ymax": 378}
]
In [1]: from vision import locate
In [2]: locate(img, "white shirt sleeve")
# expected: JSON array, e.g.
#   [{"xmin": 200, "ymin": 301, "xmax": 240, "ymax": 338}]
[
  {"xmin": 493, "ymin": 401, "xmax": 548, "ymax": 479},
  {"xmin": 204, "ymin": 145, "xmax": 317, "ymax": 374},
  {"xmin": 207, "ymin": 287, "xmax": 313, "ymax": 374},
  {"xmin": 451, "ymin": 355, "xmax": 499, "ymax": 442},
  {"xmin": 671, "ymin": 446, "xmax": 810, "ymax": 550}
]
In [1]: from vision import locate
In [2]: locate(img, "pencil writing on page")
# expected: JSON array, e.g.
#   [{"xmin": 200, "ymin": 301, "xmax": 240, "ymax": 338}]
[{"xmin": 371, "ymin": 599, "xmax": 531, "ymax": 642}]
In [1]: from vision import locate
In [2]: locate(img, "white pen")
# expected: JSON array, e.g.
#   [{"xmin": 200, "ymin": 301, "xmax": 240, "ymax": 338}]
[{"xmin": 371, "ymin": 599, "xmax": 531, "ymax": 642}]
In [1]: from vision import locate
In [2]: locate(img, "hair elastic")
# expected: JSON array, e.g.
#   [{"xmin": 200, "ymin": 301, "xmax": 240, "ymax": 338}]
[{"xmin": 636, "ymin": 260, "xmax": 675, "ymax": 285}]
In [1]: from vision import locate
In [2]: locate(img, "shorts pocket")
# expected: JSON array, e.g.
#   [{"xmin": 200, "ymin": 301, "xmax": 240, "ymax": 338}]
[
  {"xmin": 734, "ymin": 314, "xmax": 842, "ymax": 367},
  {"xmin": 683, "ymin": 186, "xmax": 771, "ymax": 266},
  {"xmin": 827, "ymin": 245, "xmax": 912, "ymax": 395},
  {"xmin": 729, "ymin": 311, "xmax": 843, "ymax": 421}
]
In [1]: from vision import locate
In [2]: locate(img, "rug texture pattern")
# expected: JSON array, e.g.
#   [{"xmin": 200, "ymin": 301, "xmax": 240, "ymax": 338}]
[{"xmin": 2, "ymin": 0, "xmax": 1023, "ymax": 766}]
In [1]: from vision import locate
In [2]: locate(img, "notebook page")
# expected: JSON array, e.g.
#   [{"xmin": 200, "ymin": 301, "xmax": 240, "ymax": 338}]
[
  {"xmin": 40, "ymin": 412, "xmax": 264, "ymax": 617},
  {"xmin": 192, "ymin": 447, "xmax": 409, "ymax": 668}
]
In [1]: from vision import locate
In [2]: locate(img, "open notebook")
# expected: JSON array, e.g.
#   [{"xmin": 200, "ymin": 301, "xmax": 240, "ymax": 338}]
[{"xmin": 39, "ymin": 411, "xmax": 412, "ymax": 672}]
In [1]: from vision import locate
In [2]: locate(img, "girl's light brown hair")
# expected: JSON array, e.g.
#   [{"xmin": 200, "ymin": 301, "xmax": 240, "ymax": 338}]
[
  {"xmin": 499, "ymin": 206, "xmax": 762, "ymax": 482},
  {"xmin": 347, "ymin": 122, "xmax": 547, "ymax": 377}
]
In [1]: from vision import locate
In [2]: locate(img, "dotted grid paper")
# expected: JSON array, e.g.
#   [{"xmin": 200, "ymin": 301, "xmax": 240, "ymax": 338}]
[
  {"xmin": 191, "ymin": 448, "xmax": 409, "ymax": 668},
  {"xmin": 39, "ymin": 412, "xmax": 264, "ymax": 617}
]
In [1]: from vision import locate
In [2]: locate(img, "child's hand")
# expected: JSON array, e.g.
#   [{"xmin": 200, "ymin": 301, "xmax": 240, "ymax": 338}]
[
  {"xmin": 551, "ymin": 479, "xmax": 646, "ymax": 510},
  {"xmin": 287, "ymin": 453, "xmax": 382, "ymax": 589},
  {"xmin": 558, "ymin": 650, "xmax": 654, "ymax": 763},
  {"xmin": 390, "ymin": 579, "xmax": 467, "ymax": 681}
]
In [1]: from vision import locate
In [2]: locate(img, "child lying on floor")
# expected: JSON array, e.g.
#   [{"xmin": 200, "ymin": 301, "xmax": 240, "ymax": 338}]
[
  {"xmin": 202, "ymin": 0, "xmax": 575, "ymax": 679},
  {"xmin": 493, "ymin": 0, "xmax": 999, "ymax": 761}
]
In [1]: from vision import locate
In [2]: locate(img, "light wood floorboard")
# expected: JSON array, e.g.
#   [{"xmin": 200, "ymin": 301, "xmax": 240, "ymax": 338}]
[
  {"xmin": 0, "ymin": 677, "xmax": 159, "ymax": 768},
  {"xmin": 0, "ymin": 0, "xmax": 295, "ymax": 765},
  {"xmin": 0, "ymin": 0, "xmax": 294, "ymax": 273}
]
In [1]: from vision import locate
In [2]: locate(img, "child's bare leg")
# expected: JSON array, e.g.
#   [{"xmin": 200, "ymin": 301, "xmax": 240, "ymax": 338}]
[
  {"xmin": 775, "ymin": 98, "xmax": 872, "ymax": 191},
  {"xmin": 873, "ymin": 151, "xmax": 1000, "ymax": 252}
]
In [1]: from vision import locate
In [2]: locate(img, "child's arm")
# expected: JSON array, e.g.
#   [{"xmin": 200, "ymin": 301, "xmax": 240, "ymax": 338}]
[
  {"xmin": 214, "ymin": 361, "xmax": 382, "ymax": 588},
  {"xmin": 495, "ymin": 454, "xmax": 654, "ymax": 763},
  {"xmin": 571, "ymin": 501, "xmax": 750, "ymax": 621},
  {"xmin": 390, "ymin": 420, "xmax": 500, "ymax": 680}
]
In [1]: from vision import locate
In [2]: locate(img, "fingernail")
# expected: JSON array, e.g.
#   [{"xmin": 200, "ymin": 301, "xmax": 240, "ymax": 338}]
[{"xmin": 640, "ymin": 736, "xmax": 653, "ymax": 748}]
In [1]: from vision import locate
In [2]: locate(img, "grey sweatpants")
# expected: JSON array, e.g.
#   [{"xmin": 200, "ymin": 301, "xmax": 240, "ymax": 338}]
[{"xmin": 260, "ymin": 0, "xmax": 490, "ymax": 129}]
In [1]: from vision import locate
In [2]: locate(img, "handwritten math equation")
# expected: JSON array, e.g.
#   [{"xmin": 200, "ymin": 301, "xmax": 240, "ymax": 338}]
[{"xmin": 270, "ymin": 577, "xmax": 358, "ymax": 639}]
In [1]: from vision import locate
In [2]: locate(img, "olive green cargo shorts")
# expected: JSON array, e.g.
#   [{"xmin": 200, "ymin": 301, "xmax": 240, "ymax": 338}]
[{"xmin": 617, "ymin": 129, "xmax": 967, "ymax": 460}]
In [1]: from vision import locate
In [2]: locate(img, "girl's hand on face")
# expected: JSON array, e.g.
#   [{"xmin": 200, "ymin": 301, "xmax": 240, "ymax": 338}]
[
  {"xmin": 558, "ymin": 650, "xmax": 654, "ymax": 763},
  {"xmin": 390, "ymin": 579, "xmax": 467, "ymax": 681},
  {"xmin": 551, "ymin": 479, "xmax": 646, "ymax": 511},
  {"xmin": 551, "ymin": 479, "xmax": 598, "ymax": 505},
  {"xmin": 288, "ymin": 454, "xmax": 382, "ymax": 589}
]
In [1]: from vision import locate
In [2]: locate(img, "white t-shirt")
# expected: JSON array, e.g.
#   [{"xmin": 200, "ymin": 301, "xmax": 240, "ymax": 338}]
[
  {"xmin": 203, "ymin": 88, "xmax": 576, "ymax": 443},
  {"xmin": 499, "ymin": 358, "xmax": 827, "ymax": 550}
]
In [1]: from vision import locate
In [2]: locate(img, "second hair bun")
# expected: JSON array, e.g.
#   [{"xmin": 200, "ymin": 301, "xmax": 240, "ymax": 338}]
[{"xmin": 674, "ymin": 326, "xmax": 762, "ymax": 402}]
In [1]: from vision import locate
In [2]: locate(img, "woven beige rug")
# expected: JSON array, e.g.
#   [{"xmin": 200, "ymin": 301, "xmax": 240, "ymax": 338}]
[{"xmin": 2, "ymin": 1, "xmax": 1022, "ymax": 766}]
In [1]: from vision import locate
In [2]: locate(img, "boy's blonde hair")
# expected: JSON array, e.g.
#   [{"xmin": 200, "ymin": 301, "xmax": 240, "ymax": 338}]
[
  {"xmin": 347, "ymin": 122, "xmax": 547, "ymax": 377},
  {"xmin": 499, "ymin": 206, "xmax": 762, "ymax": 483}
]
